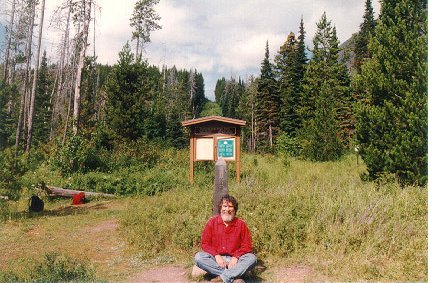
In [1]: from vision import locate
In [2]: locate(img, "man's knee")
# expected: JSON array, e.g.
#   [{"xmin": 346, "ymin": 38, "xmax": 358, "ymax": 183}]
[
  {"xmin": 239, "ymin": 253, "xmax": 257, "ymax": 268},
  {"xmin": 195, "ymin": 251, "xmax": 212, "ymax": 264},
  {"xmin": 194, "ymin": 252, "xmax": 203, "ymax": 264}
]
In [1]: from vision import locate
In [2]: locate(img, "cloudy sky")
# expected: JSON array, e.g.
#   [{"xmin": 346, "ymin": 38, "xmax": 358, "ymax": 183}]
[{"xmin": 1, "ymin": 0, "xmax": 382, "ymax": 100}]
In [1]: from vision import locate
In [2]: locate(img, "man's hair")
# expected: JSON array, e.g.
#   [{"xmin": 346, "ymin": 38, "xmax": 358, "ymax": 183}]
[{"xmin": 218, "ymin": 194, "xmax": 238, "ymax": 214}]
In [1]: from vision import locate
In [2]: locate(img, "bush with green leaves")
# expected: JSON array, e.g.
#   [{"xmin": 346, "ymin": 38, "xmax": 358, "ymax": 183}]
[
  {"xmin": 51, "ymin": 135, "xmax": 106, "ymax": 176},
  {"xmin": 275, "ymin": 132, "xmax": 302, "ymax": 157},
  {"xmin": 0, "ymin": 148, "xmax": 27, "ymax": 200},
  {"xmin": 65, "ymin": 164, "xmax": 177, "ymax": 196}
]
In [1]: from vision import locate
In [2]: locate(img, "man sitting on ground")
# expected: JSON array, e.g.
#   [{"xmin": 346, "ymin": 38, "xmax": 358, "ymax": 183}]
[{"xmin": 195, "ymin": 194, "xmax": 257, "ymax": 283}]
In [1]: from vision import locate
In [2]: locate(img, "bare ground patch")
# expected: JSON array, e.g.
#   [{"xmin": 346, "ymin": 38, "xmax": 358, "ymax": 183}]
[
  {"xmin": 127, "ymin": 265, "xmax": 190, "ymax": 282},
  {"xmin": 270, "ymin": 265, "xmax": 313, "ymax": 282}
]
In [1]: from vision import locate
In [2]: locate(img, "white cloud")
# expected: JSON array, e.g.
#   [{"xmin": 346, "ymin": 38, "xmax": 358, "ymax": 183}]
[
  {"xmin": 25, "ymin": 0, "xmax": 382, "ymax": 100},
  {"xmin": 216, "ymin": 33, "xmax": 285, "ymax": 72}
]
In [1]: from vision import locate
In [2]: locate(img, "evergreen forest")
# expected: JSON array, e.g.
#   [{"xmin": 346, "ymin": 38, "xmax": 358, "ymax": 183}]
[{"xmin": 0, "ymin": 1, "xmax": 427, "ymax": 200}]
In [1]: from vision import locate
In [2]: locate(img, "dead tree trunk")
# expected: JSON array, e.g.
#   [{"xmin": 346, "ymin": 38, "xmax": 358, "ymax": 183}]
[
  {"xmin": 3, "ymin": 0, "xmax": 16, "ymax": 83},
  {"xmin": 135, "ymin": 36, "xmax": 140, "ymax": 60},
  {"xmin": 62, "ymin": 30, "xmax": 80, "ymax": 145},
  {"xmin": 44, "ymin": 185, "xmax": 116, "ymax": 198},
  {"xmin": 50, "ymin": 4, "xmax": 71, "ymax": 141},
  {"xmin": 72, "ymin": 0, "xmax": 92, "ymax": 136},
  {"xmin": 15, "ymin": 0, "xmax": 36, "ymax": 153},
  {"xmin": 26, "ymin": 0, "xmax": 46, "ymax": 152},
  {"xmin": 62, "ymin": 78, "xmax": 74, "ymax": 145}
]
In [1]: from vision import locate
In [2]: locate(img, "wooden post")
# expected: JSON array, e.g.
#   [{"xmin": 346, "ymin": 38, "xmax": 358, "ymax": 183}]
[
  {"xmin": 354, "ymin": 146, "xmax": 359, "ymax": 165},
  {"xmin": 213, "ymin": 158, "xmax": 228, "ymax": 215},
  {"xmin": 190, "ymin": 133, "xmax": 195, "ymax": 183},
  {"xmin": 236, "ymin": 135, "xmax": 241, "ymax": 183}
]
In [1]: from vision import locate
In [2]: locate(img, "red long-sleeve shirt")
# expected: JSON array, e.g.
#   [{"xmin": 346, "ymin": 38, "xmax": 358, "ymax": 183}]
[{"xmin": 201, "ymin": 215, "xmax": 253, "ymax": 258}]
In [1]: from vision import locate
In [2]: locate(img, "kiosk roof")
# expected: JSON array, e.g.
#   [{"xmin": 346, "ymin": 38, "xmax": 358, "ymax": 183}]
[{"xmin": 181, "ymin": 116, "xmax": 246, "ymax": 127}]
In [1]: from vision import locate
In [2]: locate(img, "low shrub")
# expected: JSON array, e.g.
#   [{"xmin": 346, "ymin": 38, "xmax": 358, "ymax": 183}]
[
  {"xmin": 51, "ymin": 135, "xmax": 107, "ymax": 175},
  {"xmin": 275, "ymin": 132, "xmax": 302, "ymax": 157},
  {"xmin": 65, "ymin": 166, "xmax": 178, "ymax": 196}
]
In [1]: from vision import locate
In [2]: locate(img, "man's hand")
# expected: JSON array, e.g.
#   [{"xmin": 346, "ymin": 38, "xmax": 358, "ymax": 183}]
[
  {"xmin": 215, "ymin": 255, "xmax": 227, "ymax": 268},
  {"xmin": 228, "ymin": 257, "xmax": 238, "ymax": 268}
]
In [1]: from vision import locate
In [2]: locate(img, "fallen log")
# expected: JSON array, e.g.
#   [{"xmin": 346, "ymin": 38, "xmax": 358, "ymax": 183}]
[{"xmin": 43, "ymin": 185, "xmax": 116, "ymax": 199}]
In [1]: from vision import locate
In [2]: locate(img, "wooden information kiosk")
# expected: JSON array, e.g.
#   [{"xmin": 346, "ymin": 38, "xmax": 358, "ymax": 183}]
[{"xmin": 181, "ymin": 116, "xmax": 246, "ymax": 183}]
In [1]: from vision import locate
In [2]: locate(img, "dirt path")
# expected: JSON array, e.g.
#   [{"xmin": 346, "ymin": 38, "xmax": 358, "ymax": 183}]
[
  {"xmin": 127, "ymin": 265, "xmax": 315, "ymax": 282},
  {"xmin": 127, "ymin": 266, "xmax": 190, "ymax": 282}
]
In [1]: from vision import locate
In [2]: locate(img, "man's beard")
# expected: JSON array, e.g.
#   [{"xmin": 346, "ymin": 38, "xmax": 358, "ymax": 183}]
[{"xmin": 221, "ymin": 211, "xmax": 234, "ymax": 222}]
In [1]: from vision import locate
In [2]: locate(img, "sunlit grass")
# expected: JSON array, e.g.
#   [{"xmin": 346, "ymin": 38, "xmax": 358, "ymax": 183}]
[
  {"xmin": 121, "ymin": 153, "xmax": 427, "ymax": 281},
  {"xmin": 0, "ymin": 151, "xmax": 427, "ymax": 281}
]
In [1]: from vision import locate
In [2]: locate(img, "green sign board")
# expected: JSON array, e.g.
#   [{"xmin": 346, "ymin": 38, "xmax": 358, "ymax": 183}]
[{"xmin": 218, "ymin": 139, "xmax": 234, "ymax": 158}]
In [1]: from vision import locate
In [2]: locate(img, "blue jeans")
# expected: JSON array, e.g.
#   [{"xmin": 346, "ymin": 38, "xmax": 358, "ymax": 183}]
[{"xmin": 195, "ymin": 251, "xmax": 257, "ymax": 283}]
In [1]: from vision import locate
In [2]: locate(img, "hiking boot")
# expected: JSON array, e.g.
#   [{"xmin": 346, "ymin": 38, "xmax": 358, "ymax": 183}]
[{"xmin": 210, "ymin": 276, "xmax": 223, "ymax": 282}]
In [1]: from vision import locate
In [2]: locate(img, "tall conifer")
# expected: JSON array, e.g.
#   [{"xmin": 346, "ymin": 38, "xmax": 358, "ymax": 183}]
[
  {"xmin": 105, "ymin": 43, "xmax": 149, "ymax": 140},
  {"xmin": 215, "ymin": 77, "xmax": 226, "ymax": 105},
  {"xmin": 355, "ymin": 0, "xmax": 427, "ymax": 185},
  {"xmin": 33, "ymin": 51, "xmax": 52, "ymax": 145},
  {"xmin": 300, "ymin": 12, "xmax": 351, "ymax": 160},
  {"xmin": 353, "ymin": 0, "xmax": 377, "ymax": 73},
  {"xmin": 276, "ymin": 17, "xmax": 308, "ymax": 136},
  {"xmin": 256, "ymin": 41, "xmax": 279, "ymax": 149}
]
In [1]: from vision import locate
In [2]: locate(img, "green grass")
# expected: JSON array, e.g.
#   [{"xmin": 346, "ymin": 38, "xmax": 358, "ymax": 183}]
[
  {"xmin": 120, "ymin": 153, "xmax": 427, "ymax": 281},
  {"xmin": 0, "ymin": 252, "xmax": 98, "ymax": 282},
  {"xmin": 1, "ymin": 151, "xmax": 427, "ymax": 281}
]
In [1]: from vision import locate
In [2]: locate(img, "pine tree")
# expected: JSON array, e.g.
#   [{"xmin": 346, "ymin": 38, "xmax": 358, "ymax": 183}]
[
  {"xmin": 215, "ymin": 77, "xmax": 226, "ymax": 106},
  {"xmin": 0, "ymin": 82, "xmax": 17, "ymax": 148},
  {"xmin": 105, "ymin": 43, "xmax": 149, "ymax": 140},
  {"xmin": 79, "ymin": 56, "xmax": 98, "ymax": 133},
  {"xmin": 276, "ymin": 17, "xmax": 308, "ymax": 137},
  {"xmin": 301, "ymin": 81, "xmax": 343, "ymax": 161},
  {"xmin": 192, "ymin": 71, "xmax": 206, "ymax": 118},
  {"xmin": 256, "ymin": 41, "xmax": 279, "ymax": 150},
  {"xmin": 33, "ymin": 51, "xmax": 52, "ymax": 145},
  {"xmin": 276, "ymin": 32, "xmax": 297, "ymax": 132},
  {"xmin": 144, "ymin": 65, "xmax": 166, "ymax": 140},
  {"xmin": 166, "ymin": 111, "xmax": 186, "ymax": 148},
  {"xmin": 237, "ymin": 76, "xmax": 257, "ymax": 152},
  {"xmin": 353, "ymin": 0, "xmax": 377, "ymax": 73},
  {"xmin": 355, "ymin": 0, "xmax": 427, "ymax": 185},
  {"xmin": 219, "ymin": 77, "xmax": 244, "ymax": 118},
  {"xmin": 300, "ymin": 12, "xmax": 351, "ymax": 161}
]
